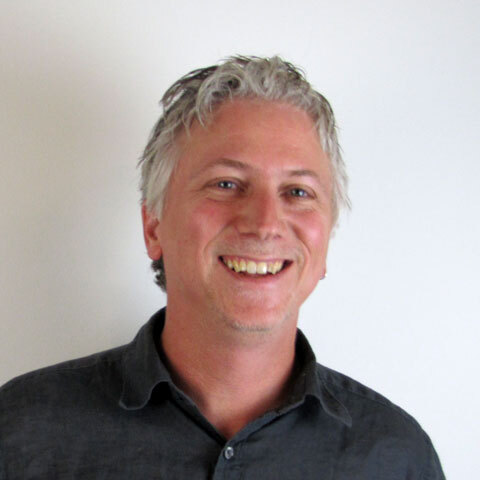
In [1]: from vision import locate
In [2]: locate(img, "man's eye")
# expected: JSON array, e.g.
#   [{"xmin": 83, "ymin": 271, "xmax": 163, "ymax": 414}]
[
  {"xmin": 217, "ymin": 180, "xmax": 236, "ymax": 189},
  {"xmin": 290, "ymin": 188, "xmax": 309, "ymax": 198}
]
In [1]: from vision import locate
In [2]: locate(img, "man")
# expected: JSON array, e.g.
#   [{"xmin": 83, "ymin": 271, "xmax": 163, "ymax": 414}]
[{"xmin": 0, "ymin": 56, "xmax": 445, "ymax": 478}]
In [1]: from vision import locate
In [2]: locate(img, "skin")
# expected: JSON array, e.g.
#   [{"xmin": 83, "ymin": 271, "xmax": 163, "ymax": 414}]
[{"xmin": 142, "ymin": 98, "xmax": 333, "ymax": 438}]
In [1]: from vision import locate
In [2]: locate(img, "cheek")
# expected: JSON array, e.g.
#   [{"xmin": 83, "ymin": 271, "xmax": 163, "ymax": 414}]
[
  {"xmin": 161, "ymin": 202, "xmax": 227, "ymax": 283},
  {"xmin": 187, "ymin": 202, "xmax": 232, "ymax": 248},
  {"xmin": 293, "ymin": 212, "xmax": 331, "ymax": 261}
]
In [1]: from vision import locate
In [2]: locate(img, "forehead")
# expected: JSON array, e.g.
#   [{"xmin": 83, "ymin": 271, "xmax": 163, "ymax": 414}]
[{"xmin": 175, "ymin": 98, "xmax": 331, "ymax": 180}]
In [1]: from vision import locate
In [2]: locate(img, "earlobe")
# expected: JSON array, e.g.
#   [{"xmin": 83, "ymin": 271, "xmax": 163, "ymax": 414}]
[{"xmin": 141, "ymin": 204, "xmax": 163, "ymax": 260}]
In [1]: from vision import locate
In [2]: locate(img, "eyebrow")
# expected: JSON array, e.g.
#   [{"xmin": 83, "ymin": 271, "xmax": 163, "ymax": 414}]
[
  {"xmin": 203, "ymin": 158, "xmax": 250, "ymax": 172},
  {"xmin": 189, "ymin": 158, "xmax": 249, "ymax": 182},
  {"xmin": 287, "ymin": 168, "xmax": 322, "ymax": 181},
  {"xmin": 197, "ymin": 158, "xmax": 321, "ymax": 177}
]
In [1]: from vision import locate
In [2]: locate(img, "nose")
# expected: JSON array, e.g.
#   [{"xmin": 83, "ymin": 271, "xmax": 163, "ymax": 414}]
[{"xmin": 235, "ymin": 189, "xmax": 285, "ymax": 240}]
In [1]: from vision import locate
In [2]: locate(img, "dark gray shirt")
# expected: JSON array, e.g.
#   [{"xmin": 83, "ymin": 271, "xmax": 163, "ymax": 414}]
[{"xmin": 0, "ymin": 309, "xmax": 445, "ymax": 479}]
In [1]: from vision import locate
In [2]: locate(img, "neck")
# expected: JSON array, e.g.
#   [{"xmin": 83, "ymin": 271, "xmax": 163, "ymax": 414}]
[{"xmin": 160, "ymin": 305, "xmax": 298, "ymax": 439}]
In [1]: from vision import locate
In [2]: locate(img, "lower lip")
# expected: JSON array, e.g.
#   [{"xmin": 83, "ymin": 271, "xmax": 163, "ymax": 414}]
[{"xmin": 218, "ymin": 258, "xmax": 290, "ymax": 283}]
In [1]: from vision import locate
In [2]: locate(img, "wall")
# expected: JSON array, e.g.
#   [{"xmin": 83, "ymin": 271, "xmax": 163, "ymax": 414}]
[{"xmin": 1, "ymin": 1, "xmax": 478, "ymax": 477}]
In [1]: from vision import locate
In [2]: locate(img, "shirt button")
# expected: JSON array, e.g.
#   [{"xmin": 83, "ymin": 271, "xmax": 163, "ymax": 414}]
[{"xmin": 224, "ymin": 446, "xmax": 234, "ymax": 460}]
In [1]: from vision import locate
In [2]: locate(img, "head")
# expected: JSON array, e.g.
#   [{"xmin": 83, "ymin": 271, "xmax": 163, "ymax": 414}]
[{"xmin": 139, "ymin": 55, "xmax": 350, "ymax": 291}]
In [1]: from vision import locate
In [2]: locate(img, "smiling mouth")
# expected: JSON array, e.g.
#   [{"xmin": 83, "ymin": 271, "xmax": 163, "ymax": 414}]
[{"xmin": 220, "ymin": 256, "xmax": 291, "ymax": 276}]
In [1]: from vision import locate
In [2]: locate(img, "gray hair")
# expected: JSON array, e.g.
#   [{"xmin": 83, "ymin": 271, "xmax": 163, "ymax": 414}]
[{"xmin": 138, "ymin": 55, "xmax": 350, "ymax": 291}]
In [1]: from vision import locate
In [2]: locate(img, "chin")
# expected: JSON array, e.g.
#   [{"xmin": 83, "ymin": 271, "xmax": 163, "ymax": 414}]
[{"xmin": 216, "ymin": 302, "xmax": 298, "ymax": 335}]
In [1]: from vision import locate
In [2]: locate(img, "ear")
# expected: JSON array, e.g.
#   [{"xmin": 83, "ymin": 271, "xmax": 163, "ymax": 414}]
[{"xmin": 141, "ymin": 204, "xmax": 163, "ymax": 260}]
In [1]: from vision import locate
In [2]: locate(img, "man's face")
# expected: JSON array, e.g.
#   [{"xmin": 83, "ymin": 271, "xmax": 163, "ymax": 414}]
[{"xmin": 144, "ymin": 99, "xmax": 333, "ymax": 333}]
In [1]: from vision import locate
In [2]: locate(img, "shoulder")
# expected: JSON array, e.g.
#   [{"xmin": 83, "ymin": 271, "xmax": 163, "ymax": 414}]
[
  {"xmin": 316, "ymin": 364, "xmax": 445, "ymax": 478},
  {"xmin": 0, "ymin": 345, "xmax": 132, "ymax": 478},
  {"xmin": 1, "ymin": 344, "xmax": 125, "ymax": 389},
  {"xmin": 318, "ymin": 363, "xmax": 425, "ymax": 432},
  {"xmin": 0, "ymin": 345, "xmax": 126, "ymax": 421},
  {"xmin": 319, "ymin": 364, "xmax": 443, "ymax": 467}
]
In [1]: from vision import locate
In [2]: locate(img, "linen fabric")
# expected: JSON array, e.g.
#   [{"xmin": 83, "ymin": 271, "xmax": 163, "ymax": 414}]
[{"xmin": 0, "ymin": 309, "xmax": 445, "ymax": 479}]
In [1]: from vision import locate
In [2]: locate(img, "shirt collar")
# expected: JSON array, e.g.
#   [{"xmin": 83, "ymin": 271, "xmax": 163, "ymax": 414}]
[
  {"xmin": 289, "ymin": 329, "xmax": 352, "ymax": 427},
  {"xmin": 119, "ymin": 308, "xmax": 171, "ymax": 410},
  {"xmin": 119, "ymin": 308, "xmax": 352, "ymax": 427}
]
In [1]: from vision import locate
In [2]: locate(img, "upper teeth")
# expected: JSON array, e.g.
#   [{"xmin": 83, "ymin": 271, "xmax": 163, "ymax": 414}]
[{"xmin": 222, "ymin": 257, "xmax": 284, "ymax": 275}]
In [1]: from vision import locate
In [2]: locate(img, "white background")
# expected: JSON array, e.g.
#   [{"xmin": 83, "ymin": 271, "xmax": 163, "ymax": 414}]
[{"xmin": 1, "ymin": 1, "xmax": 478, "ymax": 477}]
